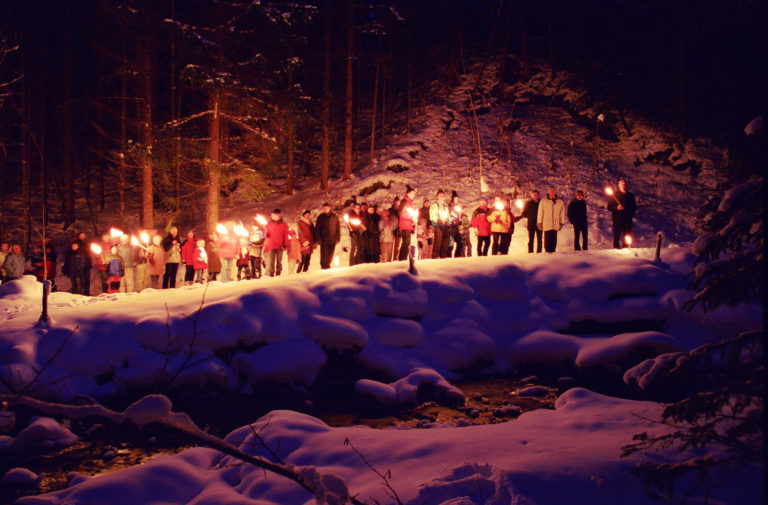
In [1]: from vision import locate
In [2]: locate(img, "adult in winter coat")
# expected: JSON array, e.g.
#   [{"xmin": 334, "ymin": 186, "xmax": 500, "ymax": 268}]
[
  {"xmin": 286, "ymin": 229, "xmax": 302, "ymax": 275},
  {"xmin": 419, "ymin": 199, "xmax": 431, "ymax": 227},
  {"xmin": 217, "ymin": 223, "xmax": 239, "ymax": 283},
  {"xmin": 429, "ymin": 190, "xmax": 451, "ymax": 258},
  {"xmin": 537, "ymin": 187, "xmax": 566, "ymax": 253},
  {"xmin": 607, "ymin": 178, "xmax": 637, "ymax": 249},
  {"xmin": 264, "ymin": 209, "xmax": 290, "ymax": 277},
  {"xmin": 146, "ymin": 235, "xmax": 165, "ymax": 289},
  {"xmin": 205, "ymin": 234, "xmax": 222, "ymax": 281},
  {"xmin": 193, "ymin": 239, "xmax": 208, "ymax": 283},
  {"xmin": 488, "ymin": 196, "xmax": 516, "ymax": 255},
  {"xmin": 161, "ymin": 226, "xmax": 181, "ymax": 289},
  {"xmin": 397, "ymin": 186, "xmax": 417, "ymax": 261},
  {"xmin": 74, "ymin": 232, "xmax": 93, "ymax": 295},
  {"xmin": 2, "ymin": 245, "xmax": 25, "ymax": 281},
  {"xmin": 347, "ymin": 203, "xmax": 366, "ymax": 266},
  {"xmin": 448, "ymin": 192, "xmax": 465, "ymax": 257},
  {"xmin": 522, "ymin": 190, "xmax": 542, "ymax": 253},
  {"xmin": 63, "ymin": 241, "xmax": 88, "ymax": 294},
  {"xmin": 314, "ymin": 203, "xmax": 340, "ymax": 269},
  {"xmin": 117, "ymin": 235, "xmax": 139, "ymax": 293},
  {"xmin": 471, "ymin": 197, "xmax": 492, "ymax": 256},
  {"xmin": 567, "ymin": 190, "xmax": 588, "ymax": 251},
  {"xmin": 363, "ymin": 205, "xmax": 380, "ymax": 263},
  {"xmin": 378, "ymin": 208, "xmax": 398, "ymax": 262},
  {"xmin": 0, "ymin": 242, "xmax": 9, "ymax": 283},
  {"xmin": 297, "ymin": 210, "xmax": 315, "ymax": 273},
  {"xmin": 248, "ymin": 223, "xmax": 265, "ymax": 279},
  {"xmin": 94, "ymin": 233, "xmax": 114, "ymax": 294},
  {"xmin": 180, "ymin": 230, "xmax": 198, "ymax": 285}
]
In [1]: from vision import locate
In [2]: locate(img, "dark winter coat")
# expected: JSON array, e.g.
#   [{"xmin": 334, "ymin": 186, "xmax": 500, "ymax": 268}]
[
  {"xmin": 471, "ymin": 206, "xmax": 491, "ymax": 236},
  {"xmin": 607, "ymin": 191, "xmax": 637, "ymax": 227},
  {"xmin": 264, "ymin": 219, "xmax": 290, "ymax": 252},
  {"xmin": 522, "ymin": 199, "xmax": 540, "ymax": 231},
  {"xmin": 63, "ymin": 247, "xmax": 88, "ymax": 276},
  {"xmin": 75, "ymin": 238, "xmax": 93, "ymax": 269},
  {"xmin": 314, "ymin": 211, "xmax": 341, "ymax": 245},
  {"xmin": 567, "ymin": 199, "xmax": 588, "ymax": 227}
]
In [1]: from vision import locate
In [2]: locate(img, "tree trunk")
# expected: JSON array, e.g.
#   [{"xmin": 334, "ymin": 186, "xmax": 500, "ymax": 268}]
[
  {"xmin": 369, "ymin": 36, "xmax": 381, "ymax": 165},
  {"xmin": 139, "ymin": 44, "xmax": 154, "ymax": 229},
  {"xmin": 519, "ymin": 0, "xmax": 529, "ymax": 79},
  {"xmin": 320, "ymin": 0, "xmax": 331, "ymax": 190},
  {"xmin": 206, "ymin": 92, "xmax": 222, "ymax": 234},
  {"xmin": 343, "ymin": 0, "xmax": 354, "ymax": 180},
  {"xmin": 62, "ymin": 4, "xmax": 76, "ymax": 229},
  {"xmin": 21, "ymin": 77, "xmax": 31, "ymax": 253},
  {"xmin": 545, "ymin": 0, "xmax": 555, "ymax": 78},
  {"xmin": 286, "ymin": 118, "xmax": 295, "ymax": 195}
]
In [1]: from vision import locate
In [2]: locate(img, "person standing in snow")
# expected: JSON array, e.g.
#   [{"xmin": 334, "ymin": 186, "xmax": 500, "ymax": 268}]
[
  {"xmin": 117, "ymin": 234, "xmax": 139, "ymax": 292},
  {"xmin": 63, "ymin": 241, "xmax": 88, "ymax": 294},
  {"xmin": 489, "ymin": 195, "xmax": 514, "ymax": 255},
  {"xmin": 193, "ymin": 239, "xmax": 208, "ymax": 283},
  {"xmin": 607, "ymin": 177, "xmax": 637, "ymax": 249},
  {"xmin": 567, "ymin": 190, "xmax": 588, "ymax": 251},
  {"xmin": 180, "ymin": 230, "xmax": 197, "ymax": 286},
  {"xmin": 104, "ymin": 245, "xmax": 124, "ymax": 294},
  {"xmin": 364, "ymin": 204, "xmax": 380, "ymax": 263},
  {"xmin": 217, "ymin": 223, "xmax": 238, "ymax": 282},
  {"xmin": 248, "ymin": 222, "xmax": 265, "ymax": 279},
  {"xmin": 537, "ymin": 187, "xmax": 566, "ymax": 253},
  {"xmin": 391, "ymin": 196, "xmax": 401, "ymax": 260},
  {"xmin": 296, "ymin": 210, "xmax": 315, "ymax": 273},
  {"xmin": 378, "ymin": 207, "xmax": 398, "ymax": 262},
  {"xmin": 347, "ymin": 203, "xmax": 366, "ymax": 266},
  {"xmin": 94, "ymin": 233, "xmax": 114, "ymax": 293},
  {"xmin": 419, "ymin": 199, "xmax": 431, "ymax": 227},
  {"xmin": 236, "ymin": 237, "xmax": 251, "ymax": 280},
  {"xmin": 161, "ymin": 226, "xmax": 181, "ymax": 288},
  {"xmin": 286, "ymin": 228, "xmax": 302, "ymax": 274},
  {"xmin": 206, "ymin": 233, "xmax": 222, "ymax": 281},
  {"xmin": 314, "ymin": 203, "xmax": 340, "ymax": 269},
  {"xmin": 146, "ymin": 234, "xmax": 165, "ymax": 289},
  {"xmin": 471, "ymin": 197, "xmax": 492, "ymax": 256},
  {"xmin": 522, "ymin": 190, "xmax": 542, "ymax": 253},
  {"xmin": 430, "ymin": 190, "xmax": 451, "ymax": 258},
  {"xmin": 74, "ymin": 231, "xmax": 93, "ymax": 295},
  {"xmin": 264, "ymin": 209, "xmax": 290, "ymax": 276},
  {"xmin": 448, "ymin": 192, "xmax": 465, "ymax": 257},
  {"xmin": 2, "ymin": 244, "xmax": 25, "ymax": 281},
  {"xmin": 397, "ymin": 186, "xmax": 417, "ymax": 261}
]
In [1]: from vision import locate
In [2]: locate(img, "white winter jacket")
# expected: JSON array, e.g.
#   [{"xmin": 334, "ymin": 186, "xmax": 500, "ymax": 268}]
[{"xmin": 537, "ymin": 196, "xmax": 565, "ymax": 232}]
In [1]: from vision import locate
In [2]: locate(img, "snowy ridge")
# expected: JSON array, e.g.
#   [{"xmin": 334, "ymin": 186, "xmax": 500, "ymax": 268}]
[{"xmin": 0, "ymin": 247, "xmax": 759, "ymax": 402}]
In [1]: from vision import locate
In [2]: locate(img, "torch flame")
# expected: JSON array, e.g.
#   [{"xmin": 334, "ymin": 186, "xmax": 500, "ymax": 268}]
[
  {"xmin": 494, "ymin": 201, "xmax": 505, "ymax": 211},
  {"xmin": 343, "ymin": 214, "xmax": 349, "ymax": 223},
  {"xmin": 515, "ymin": 199, "xmax": 524, "ymax": 210},
  {"xmin": 90, "ymin": 243, "xmax": 103, "ymax": 255},
  {"xmin": 140, "ymin": 232, "xmax": 150, "ymax": 244},
  {"xmin": 234, "ymin": 222, "xmax": 249, "ymax": 237},
  {"xmin": 604, "ymin": 187, "xmax": 614, "ymax": 196},
  {"xmin": 333, "ymin": 256, "xmax": 340, "ymax": 267},
  {"xmin": 454, "ymin": 205, "xmax": 462, "ymax": 214},
  {"xmin": 216, "ymin": 223, "xmax": 227, "ymax": 235},
  {"xmin": 407, "ymin": 207, "xmax": 419, "ymax": 219},
  {"xmin": 110, "ymin": 227, "xmax": 124, "ymax": 238},
  {"xmin": 350, "ymin": 218, "xmax": 362, "ymax": 226},
  {"xmin": 200, "ymin": 249, "xmax": 208, "ymax": 263},
  {"xmin": 439, "ymin": 210, "xmax": 449, "ymax": 220},
  {"xmin": 624, "ymin": 235, "xmax": 632, "ymax": 246},
  {"xmin": 130, "ymin": 235, "xmax": 140, "ymax": 247},
  {"xmin": 255, "ymin": 215, "xmax": 267, "ymax": 226}
]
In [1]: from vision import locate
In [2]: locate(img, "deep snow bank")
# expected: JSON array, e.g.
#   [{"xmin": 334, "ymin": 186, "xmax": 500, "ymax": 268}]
[{"xmin": 0, "ymin": 247, "xmax": 759, "ymax": 401}]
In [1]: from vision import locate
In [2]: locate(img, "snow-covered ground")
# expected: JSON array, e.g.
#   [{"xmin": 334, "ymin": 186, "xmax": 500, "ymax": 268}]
[{"xmin": 0, "ymin": 246, "xmax": 762, "ymax": 504}]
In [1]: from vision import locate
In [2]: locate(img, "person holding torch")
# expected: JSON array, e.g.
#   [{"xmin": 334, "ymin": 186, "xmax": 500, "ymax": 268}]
[
  {"xmin": 488, "ymin": 195, "xmax": 514, "ymax": 255},
  {"xmin": 314, "ymin": 203, "xmax": 340, "ymax": 270},
  {"xmin": 397, "ymin": 185, "xmax": 417, "ymax": 261},
  {"xmin": 264, "ymin": 209, "xmax": 290, "ymax": 276},
  {"xmin": 606, "ymin": 178, "xmax": 637, "ymax": 249},
  {"xmin": 429, "ymin": 189, "xmax": 451, "ymax": 258}
]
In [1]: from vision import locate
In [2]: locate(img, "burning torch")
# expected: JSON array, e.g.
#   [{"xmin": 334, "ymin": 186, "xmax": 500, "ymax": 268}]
[
  {"xmin": 624, "ymin": 235, "xmax": 632, "ymax": 248},
  {"xmin": 604, "ymin": 186, "xmax": 622, "ymax": 206},
  {"xmin": 130, "ymin": 235, "xmax": 148, "ymax": 251},
  {"xmin": 90, "ymin": 243, "xmax": 103, "ymax": 255},
  {"xmin": 109, "ymin": 227, "xmax": 124, "ymax": 239},
  {"xmin": 515, "ymin": 199, "xmax": 524, "ymax": 211},
  {"xmin": 255, "ymin": 214, "xmax": 268, "ymax": 226}
]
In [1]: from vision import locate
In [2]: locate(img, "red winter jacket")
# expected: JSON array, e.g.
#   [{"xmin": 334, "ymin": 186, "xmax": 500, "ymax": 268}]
[
  {"xmin": 264, "ymin": 220, "xmax": 290, "ymax": 252},
  {"xmin": 181, "ymin": 237, "xmax": 197, "ymax": 264},
  {"xmin": 217, "ymin": 233, "xmax": 238, "ymax": 260},
  {"xmin": 398, "ymin": 195, "xmax": 416, "ymax": 232},
  {"xmin": 470, "ymin": 206, "xmax": 492, "ymax": 236},
  {"xmin": 192, "ymin": 247, "xmax": 208, "ymax": 270}
]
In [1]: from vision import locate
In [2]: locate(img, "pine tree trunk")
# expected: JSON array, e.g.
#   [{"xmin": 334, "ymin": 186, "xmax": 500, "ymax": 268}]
[
  {"xmin": 519, "ymin": 0, "xmax": 529, "ymax": 79},
  {"xmin": 286, "ymin": 118, "xmax": 294, "ymax": 195},
  {"xmin": 546, "ymin": 0, "xmax": 555, "ymax": 77},
  {"xmin": 62, "ymin": 4, "xmax": 76, "ymax": 229},
  {"xmin": 320, "ymin": 0, "xmax": 331, "ymax": 190},
  {"xmin": 343, "ymin": 0, "xmax": 354, "ymax": 180},
  {"xmin": 206, "ymin": 92, "xmax": 222, "ymax": 234},
  {"xmin": 140, "ymin": 45, "xmax": 154, "ymax": 229},
  {"xmin": 21, "ymin": 77, "xmax": 31, "ymax": 253},
  {"xmin": 370, "ymin": 36, "xmax": 381, "ymax": 165}
]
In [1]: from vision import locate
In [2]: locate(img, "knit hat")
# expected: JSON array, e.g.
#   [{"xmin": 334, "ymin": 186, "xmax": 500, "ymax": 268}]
[
  {"xmin": 302, "ymin": 209, "xmax": 311, "ymax": 216},
  {"xmin": 272, "ymin": 208, "xmax": 281, "ymax": 214},
  {"xmin": 321, "ymin": 202, "xmax": 330, "ymax": 207}
]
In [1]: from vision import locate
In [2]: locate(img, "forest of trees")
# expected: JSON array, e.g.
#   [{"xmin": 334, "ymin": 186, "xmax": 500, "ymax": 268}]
[{"xmin": 0, "ymin": 0, "xmax": 763, "ymax": 251}]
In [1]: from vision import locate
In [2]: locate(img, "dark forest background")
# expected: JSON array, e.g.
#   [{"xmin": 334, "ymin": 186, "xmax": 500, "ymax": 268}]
[{"xmin": 0, "ymin": 0, "xmax": 764, "ymax": 249}]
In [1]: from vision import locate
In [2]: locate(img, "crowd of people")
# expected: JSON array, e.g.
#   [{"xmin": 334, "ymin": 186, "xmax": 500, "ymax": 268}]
[{"xmin": 0, "ymin": 178, "xmax": 637, "ymax": 295}]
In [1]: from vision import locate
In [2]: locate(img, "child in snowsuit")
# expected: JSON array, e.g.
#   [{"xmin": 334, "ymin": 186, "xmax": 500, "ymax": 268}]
[
  {"xmin": 104, "ymin": 246, "xmax": 124, "ymax": 294},
  {"xmin": 193, "ymin": 239, "xmax": 208, "ymax": 283}
]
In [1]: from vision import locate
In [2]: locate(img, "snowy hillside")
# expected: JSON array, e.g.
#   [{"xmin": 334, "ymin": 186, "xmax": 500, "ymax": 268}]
[{"xmin": 222, "ymin": 61, "xmax": 725, "ymax": 261}]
